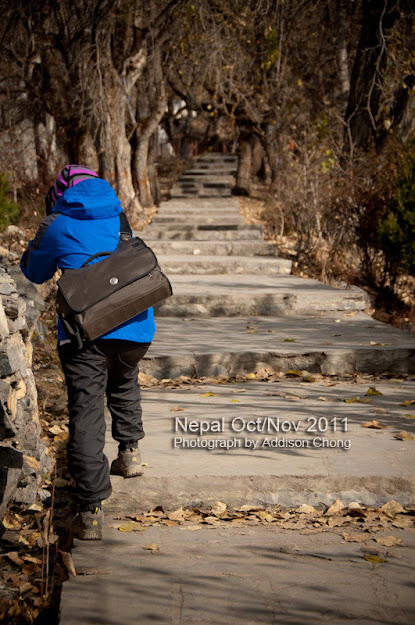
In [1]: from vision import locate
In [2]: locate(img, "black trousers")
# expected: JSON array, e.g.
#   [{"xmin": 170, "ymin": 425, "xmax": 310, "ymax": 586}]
[{"xmin": 58, "ymin": 339, "xmax": 150, "ymax": 507}]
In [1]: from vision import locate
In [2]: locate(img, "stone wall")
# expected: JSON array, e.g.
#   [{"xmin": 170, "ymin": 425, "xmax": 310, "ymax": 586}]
[{"xmin": 0, "ymin": 258, "xmax": 52, "ymax": 520}]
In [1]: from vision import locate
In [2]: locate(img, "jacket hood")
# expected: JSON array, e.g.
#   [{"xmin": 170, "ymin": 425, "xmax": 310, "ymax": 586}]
[{"xmin": 51, "ymin": 178, "xmax": 122, "ymax": 220}]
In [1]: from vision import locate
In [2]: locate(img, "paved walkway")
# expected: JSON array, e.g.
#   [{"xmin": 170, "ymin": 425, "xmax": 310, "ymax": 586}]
[
  {"xmin": 61, "ymin": 524, "xmax": 415, "ymax": 625},
  {"xmin": 60, "ymin": 154, "xmax": 415, "ymax": 624}
]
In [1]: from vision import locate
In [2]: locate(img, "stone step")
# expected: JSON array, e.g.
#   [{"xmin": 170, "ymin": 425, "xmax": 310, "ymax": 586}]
[
  {"xmin": 102, "ymin": 376, "xmax": 415, "ymax": 512},
  {"xmin": 143, "ymin": 314, "xmax": 415, "ymax": 378},
  {"xmin": 157, "ymin": 200, "xmax": 240, "ymax": 211},
  {"xmin": 183, "ymin": 169, "xmax": 236, "ymax": 176},
  {"xmin": 140, "ymin": 225, "xmax": 264, "ymax": 241},
  {"xmin": 155, "ymin": 275, "xmax": 369, "ymax": 317},
  {"xmin": 148, "ymin": 240, "xmax": 279, "ymax": 257},
  {"xmin": 154, "ymin": 209, "xmax": 241, "ymax": 219},
  {"xmin": 159, "ymin": 198, "xmax": 239, "ymax": 207},
  {"xmin": 179, "ymin": 174, "xmax": 235, "ymax": 183},
  {"xmin": 196, "ymin": 154, "xmax": 237, "ymax": 161},
  {"xmin": 171, "ymin": 184, "xmax": 233, "ymax": 192},
  {"xmin": 158, "ymin": 254, "xmax": 291, "ymax": 275},
  {"xmin": 170, "ymin": 190, "xmax": 233, "ymax": 199},
  {"xmin": 152, "ymin": 215, "xmax": 243, "ymax": 225},
  {"xmin": 156, "ymin": 207, "xmax": 239, "ymax": 216}
]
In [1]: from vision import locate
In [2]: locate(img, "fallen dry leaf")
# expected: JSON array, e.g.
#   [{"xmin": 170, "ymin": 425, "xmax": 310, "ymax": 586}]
[
  {"xmin": 199, "ymin": 392, "xmax": 220, "ymax": 398},
  {"xmin": 362, "ymin": 420, "xmax": 387, "ymax": 429},
  {"xmin": 363, "ymin": 554, "xmax": 388, "ymax": 564},
  {"xmin": 295, "ymin": 504, "xmax": 317, "ymax": 514},
  {"xmin": 238, "ymin": 505, "xmax": 262, "ymax": 512},
  {"xmin": 211, "ymin": 501, "xmax": 227, "ymax": 516},
  {"xmin": 381, "ymin": 500, "xmax": 406, "ymax": 516},
  {"xmin": 325, "ymin": 499, "xmax": 345, "ymax": 516},
  {"xmin": 366, "ymin": 387, "xmax": 383, "ymax": 396},
  {"xmin": 399, "ymin": 400, "xmax": 415, "ymax": 407},
  {"xmin": 393, "ymin": 430, "xmax": 414, "ymax": 441},
  {"xmin": 18, "ymin": 582, "xmax": 36, "ymax": 595},
  {"xmin": 23, "ymin": 455, "xmax": 40, "ymax": 471},
  {"xmin": 76, "ymin": 567, "xmax": 111, "ymax": 575},
  {"xmin": 343, "ymin": 533, "xmax": 368, "ymax": 543},
  {"xmin": 142, "ymin": 543, "xmax": 158, "ymax": 551},
  {"xmin": 22, "ymin": 563, "xmax": 38, "ymax": 576},
  {"xmin": 161, "ymin": 519, "xmax": 179, "ymax": 527},
  {"xmin": 6, "ymin": 552, "xmax": 24, "ymax": 566},
  {"xmin": 374, "ymin": 535, "xmax": 402, "ymax": 547},
  {"xmin": 285, "ymin": 369, "xmax": 302, "ymax": 377},
  {"xmin": 203, "ymin": 516, "xmax": 220, "ymax": 525},
  {"xmin": 118, "ymin": 522, "xmax": 148, "ymax": 532},
  {"xmin": 61, "ymin": 551, "xmax": 76, "ymax": 577},
  {"xmin": 168, "ymin": 507, "xmax": 185, "ymax": 522},
  {"xmin": 22, "ymin": 555, "xmax": 42, "ymax": 565},
  {"xmin": 171, "ymin": 406, "xmax": 186, "ymax": 412}
]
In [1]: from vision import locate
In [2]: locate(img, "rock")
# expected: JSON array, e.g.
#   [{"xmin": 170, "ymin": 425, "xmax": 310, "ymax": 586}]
[
  {"xmin": 2, "ymin": 296, "xmax": 26, "ymax": 322},
  {"xmin": 0, "ymin": 300, "xmax": 9, "ymax": 341},
  {"xmin": 13, "ymin": 379, "xmax": 26, "ymax": 400},
  {"xmin": 6, "ymin": 266, "xmax": 46, "ymax": 311},
  {"xmin": 13, "ymin": 481, "xmax": 38, "ymax": 506},
  {"xmin": 0, "ymin": 380, "xmax": 17, "ymax": 439},
  {"xmin": 4, "ymin": 226, "xmax": 23, "ymax": 236},
  {"xmin": 22, "ymin": 302, "xmax": 41, "ymax": 339},
  {"xmin": 0, "ymin": 333, "xmax": 30, "ymax": 378},
  {"xmin": 0, "ymin": 283, "xmax": 16, "ymax": 296},
  {"xmin": 0, "ymin": 444, "xmax": 24, "ymax": 520}
]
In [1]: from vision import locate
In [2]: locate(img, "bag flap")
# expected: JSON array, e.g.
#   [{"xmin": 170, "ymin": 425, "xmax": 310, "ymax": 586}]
[{"xmin": 57, "ymin": 238, "xmax": 158, "ymax": 313}]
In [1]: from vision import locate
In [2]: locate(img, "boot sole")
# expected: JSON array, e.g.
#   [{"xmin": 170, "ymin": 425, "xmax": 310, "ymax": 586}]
[
  {"xmin": 111, "ymin": 466, "xmax": 144, "ymax": 478},
  {"xmin": 74, "ymin": 530, "xmax": 103, "ymax": 540}
]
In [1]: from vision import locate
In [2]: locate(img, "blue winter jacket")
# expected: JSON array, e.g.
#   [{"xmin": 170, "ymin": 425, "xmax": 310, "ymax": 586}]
[{"xmin": 20, "ymin": 178, "xmax": 155, "ymax": 344}]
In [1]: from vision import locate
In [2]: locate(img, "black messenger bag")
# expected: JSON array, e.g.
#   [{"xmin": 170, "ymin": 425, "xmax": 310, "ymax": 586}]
[{"xmin": 56, "ymin": 213, "xmax": 172, "ymax": 348}]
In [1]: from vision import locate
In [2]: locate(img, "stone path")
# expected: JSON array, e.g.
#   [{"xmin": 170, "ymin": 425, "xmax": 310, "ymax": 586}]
[
  {"xmin": 60, "ymin": 154, "xmax": 415, "ymax": 624},
  {"xmin": 61, "ymin": 524, "xmax": 415, "ymax": 625},
  {"xmin": 107, "ymin": 152, "xmax": 415, "ymax": 510}
]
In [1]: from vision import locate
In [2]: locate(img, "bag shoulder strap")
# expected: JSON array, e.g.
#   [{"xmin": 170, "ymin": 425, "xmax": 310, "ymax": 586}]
[{"xmin": 120, "ymin": 212, "xmax": 132, "ymax": 240}]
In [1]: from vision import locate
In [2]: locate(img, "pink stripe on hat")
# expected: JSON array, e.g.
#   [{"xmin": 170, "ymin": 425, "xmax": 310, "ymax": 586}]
[{"xmin": 52, "ymin": 164, "xmax": 99, "ymax": 201}]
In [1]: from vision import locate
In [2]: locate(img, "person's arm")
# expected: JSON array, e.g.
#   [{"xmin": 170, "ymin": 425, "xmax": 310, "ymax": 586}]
[{"xmin": 20, "ymin": 214, "xmax": 61, "ymax": 284}]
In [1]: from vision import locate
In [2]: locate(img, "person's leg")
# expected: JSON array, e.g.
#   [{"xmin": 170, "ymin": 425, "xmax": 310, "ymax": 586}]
[
  {"xmin": 96, "ymin": 339, "xmax": 150, "ymax": 477},
  {"xmin": 58, "ymin": 342, "xmax": 112, "ymax": 509},
  {"xmin": 98, "ymin": 339, "xmax": 150, "ymax": 448}
]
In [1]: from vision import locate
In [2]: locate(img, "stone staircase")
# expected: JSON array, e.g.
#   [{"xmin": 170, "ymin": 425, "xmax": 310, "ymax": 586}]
[
  {"xmin": 169, "ymin": 153, "xmax": 237, "ymax": 198},
  {"xmin": 136, "ymin": 154, "xmax": 415, "ymax": 378},
  {"xmin": 104, "ymin": 152, "xmax": 415, "ymax": 510}
]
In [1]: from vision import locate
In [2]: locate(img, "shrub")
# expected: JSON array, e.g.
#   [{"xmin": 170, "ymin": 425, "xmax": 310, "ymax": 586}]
[
  {"xmin": 0, "ymin": 172, "xmax": 20, "ymax": 231},
  {"xmin": 377, "ymin": 140, "xmax": 415, "ymax": 280}
]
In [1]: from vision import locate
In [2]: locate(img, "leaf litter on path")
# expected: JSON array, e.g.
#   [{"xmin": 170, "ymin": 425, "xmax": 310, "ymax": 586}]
[{"xmin": 110, "ymin": 498, "xmax": 413, "ymax": 549}]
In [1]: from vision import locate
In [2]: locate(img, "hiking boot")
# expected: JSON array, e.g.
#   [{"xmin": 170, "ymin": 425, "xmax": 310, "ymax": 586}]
[
  {"xmin": 73, "ymin": 507, "xmax": 104, "ymax": 540},
  {"xmin": 110, "ymin": 446, "xmax": 144, "ymax": 478}
]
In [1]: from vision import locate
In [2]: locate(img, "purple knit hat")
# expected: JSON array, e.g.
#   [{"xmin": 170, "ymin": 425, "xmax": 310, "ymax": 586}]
[{"xmin": 45, "ymin": 164, "xmax": 99, "ymax": 214}]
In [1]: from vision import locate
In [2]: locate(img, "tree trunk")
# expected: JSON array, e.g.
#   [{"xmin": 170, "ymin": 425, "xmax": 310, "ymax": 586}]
[
  {"xmin": 344, "ymin": 0, "xmax": 399, "ymax": 152},
  {"xmin": 132, "ymin": 52, "xmax": 167, "ymax": 207},
  {"xmin": 233, "ymin": 131, "xmax": 256, "ymax": 196},
  {"xmin": 333, "ymin": 0, "xmax": 350, "ymax": 107},
  {"xmin": 148, "ymin": 132, "xmax": 161, "ymax": 205},
  {"xmin": 95, "ymin": 31, "xmax": 142, "ymax": 218},
  {"xmin": 263, "ymin": 122, "xmax": 278, "ymax": 187}
]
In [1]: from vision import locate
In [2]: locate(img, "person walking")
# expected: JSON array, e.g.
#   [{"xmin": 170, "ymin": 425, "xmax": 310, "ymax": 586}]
[{"xmin": 20, "ymin": 165, "xmax": 155, "ymax": 540}]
